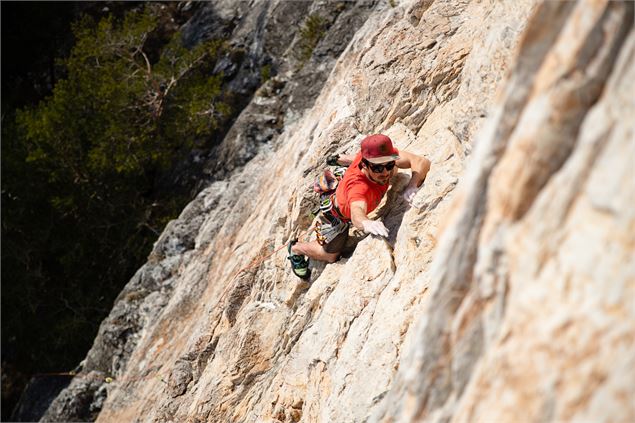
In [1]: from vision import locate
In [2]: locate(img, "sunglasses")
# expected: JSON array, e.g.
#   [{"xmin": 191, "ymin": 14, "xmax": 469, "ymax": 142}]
[{"xmin": 364, "ymin": 160, "xmax": 396, "ymax": 173}]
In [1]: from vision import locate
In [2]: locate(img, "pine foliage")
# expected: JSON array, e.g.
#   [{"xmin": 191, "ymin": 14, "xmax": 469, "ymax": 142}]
[{"xmin": 2, "ymin": 5, "xmax": 229, "ymax": 382}]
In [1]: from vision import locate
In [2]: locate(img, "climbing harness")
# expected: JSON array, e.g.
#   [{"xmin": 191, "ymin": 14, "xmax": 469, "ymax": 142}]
[
  {"xmin": 313, "ymin": 191, "xmax": 349, "ymax": 246},
  {"xmin": 311, "ymin": 164, "xmax": 350, "ymax": 246}
]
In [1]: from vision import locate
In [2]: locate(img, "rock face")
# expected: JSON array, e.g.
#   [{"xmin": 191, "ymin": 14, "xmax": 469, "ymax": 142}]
[
  {"xmin": 181, "ymin": 0, "xmax": 380, "ymax": 188},
  {"xmin": 44, "ymin": 0, "xmax": 634, "ymax": 422},
  {"xmin": 10, "ymin": 375, "xmax": 72, "ymax": 422}
]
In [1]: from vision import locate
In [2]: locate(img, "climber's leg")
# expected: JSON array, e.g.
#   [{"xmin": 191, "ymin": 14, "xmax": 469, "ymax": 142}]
[{"xmin": 291, "ymin": 240, "xmax": 339, "ymax": 264}]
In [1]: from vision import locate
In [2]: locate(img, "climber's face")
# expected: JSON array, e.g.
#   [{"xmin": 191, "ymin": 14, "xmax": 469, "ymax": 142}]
[{"xmin": 363, "ymin": 159, "xmax": 395, "ymax": 185}]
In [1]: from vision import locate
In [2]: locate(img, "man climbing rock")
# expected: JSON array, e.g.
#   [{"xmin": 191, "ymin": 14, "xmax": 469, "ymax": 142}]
[{"xmin": 288, "ymin": 134, "xmax": 431, "ymax": 279}]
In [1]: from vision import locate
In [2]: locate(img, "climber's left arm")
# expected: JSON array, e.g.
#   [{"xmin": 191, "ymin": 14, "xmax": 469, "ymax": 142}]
[{"xmin": 396, "ymin": 150, "xmax": 431, "ymax": 189}]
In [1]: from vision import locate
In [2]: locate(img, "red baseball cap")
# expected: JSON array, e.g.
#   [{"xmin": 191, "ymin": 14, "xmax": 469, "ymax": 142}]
[{"xmin": 361, "ymin": 134, "xmax": 400, "ymax": 163}]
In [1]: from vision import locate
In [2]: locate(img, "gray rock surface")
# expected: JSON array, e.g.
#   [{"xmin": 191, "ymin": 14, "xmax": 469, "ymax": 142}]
[{"xmin": 10, "ymin": 375, "xmax": 71, "ymax": 422}]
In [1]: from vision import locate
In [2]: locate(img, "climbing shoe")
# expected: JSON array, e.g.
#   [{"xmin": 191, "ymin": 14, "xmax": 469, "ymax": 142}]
[{"xmin": 288, "ymin": 240, "xmax": 311, "ymax": 280}]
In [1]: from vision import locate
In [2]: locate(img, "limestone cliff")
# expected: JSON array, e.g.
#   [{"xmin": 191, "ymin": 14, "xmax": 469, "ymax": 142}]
[{"xmin": 44, "ymin": 0, "xmax": 634, "ymax": 422}]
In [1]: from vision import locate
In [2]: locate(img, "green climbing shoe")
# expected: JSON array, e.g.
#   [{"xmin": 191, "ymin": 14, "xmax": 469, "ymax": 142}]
[{"xmin": 288, "ymin": 240, "xmax": 311, "ymax": 280}]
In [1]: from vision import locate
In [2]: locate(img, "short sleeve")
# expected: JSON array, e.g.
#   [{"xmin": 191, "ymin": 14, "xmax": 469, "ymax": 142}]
[{"xmin": 347, "ymin": 184, "xmax": 369, "ymax": 208}]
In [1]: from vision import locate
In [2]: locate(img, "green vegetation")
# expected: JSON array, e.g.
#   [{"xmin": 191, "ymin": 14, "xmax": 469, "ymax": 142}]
[
  {"xmin": 260, "ymin": 63, "xmax": 272, "ymax": 83},
  {"xmin": 1, "ymin": 4, "xmax": 229, "ymax": 401},
  {"xmin": 18, "ymin": 10, "xmax": 228, "ymax": 179},
  {"xmin": 297, "ymin": 14, "xmax": 328, "ymax": 64}
]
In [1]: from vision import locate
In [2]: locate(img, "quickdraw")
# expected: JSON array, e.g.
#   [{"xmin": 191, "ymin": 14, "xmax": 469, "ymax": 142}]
[
  {"xmin": 333, "ymin": 166, "xmax": 346, "ymax": 179},
  {"xmin": 314, "ymin": 220, "xmax": 327, "ymax": 245}
]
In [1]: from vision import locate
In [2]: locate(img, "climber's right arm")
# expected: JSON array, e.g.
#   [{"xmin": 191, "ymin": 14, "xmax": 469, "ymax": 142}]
[
  {"xmin": 349, "ymin": 200, "xmax": 369, "ymax": 231},
  {"xmin": 350, "ymin": 200, "xmax": 390, "ymax": 237},
  {"xmin": 337, "ymin": 154, "xmax": 355, "ymax": 166},
  {"xmin": 328, "ymin": 153, "xmax": 355, "ymax": 166}
]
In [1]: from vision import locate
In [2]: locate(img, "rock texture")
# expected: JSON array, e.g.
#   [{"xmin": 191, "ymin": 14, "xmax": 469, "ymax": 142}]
[
  {"xmin": 44, "ymin": 0, "xmax": 634, "ymax": 422},
  {"xmin": 181, "ymin": 0, "xmax": 379, "ymax": 188}
]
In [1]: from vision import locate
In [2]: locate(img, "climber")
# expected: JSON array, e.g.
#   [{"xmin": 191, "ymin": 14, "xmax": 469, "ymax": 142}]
[{"xmin": 288, "ymin": 134, "xmax": 431, "ymax": 279}]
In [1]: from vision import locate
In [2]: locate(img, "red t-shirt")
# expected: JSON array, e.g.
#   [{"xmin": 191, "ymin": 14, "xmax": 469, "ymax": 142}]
[{"xmin": 335, "ymin": 152, "xmax": 394, "ymax": 220}]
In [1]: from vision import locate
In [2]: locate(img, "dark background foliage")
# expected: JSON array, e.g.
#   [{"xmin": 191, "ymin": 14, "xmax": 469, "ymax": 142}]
[{"xmin": 1, "ymin": 2, "xmax": 234, "ymax": 419}]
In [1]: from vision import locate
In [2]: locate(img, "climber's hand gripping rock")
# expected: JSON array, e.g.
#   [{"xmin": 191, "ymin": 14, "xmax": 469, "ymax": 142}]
[{"xmin": 362, "ymin": 220, "xmax": 389, "ymax": 238}]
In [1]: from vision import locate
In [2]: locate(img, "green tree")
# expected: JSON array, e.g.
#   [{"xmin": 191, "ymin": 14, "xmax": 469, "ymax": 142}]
[
  {"xmin": 19, "ymin": 9, "xmax": 227, "ymax": 182},
  {"xmin": 2, "ymin": 5, "xmax": 230, "ymax": 402}
]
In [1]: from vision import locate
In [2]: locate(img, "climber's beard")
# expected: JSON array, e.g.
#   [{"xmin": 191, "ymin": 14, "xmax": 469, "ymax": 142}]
[
  {"xmin": 374, "ymin": 174, "xmax": 390, "ymax": 185},
  {"xmin": 367, "ymin": 170, "xmax": 391, "ymax": 185}
]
